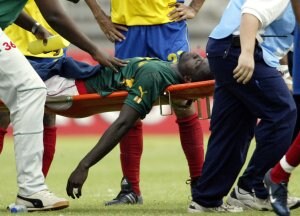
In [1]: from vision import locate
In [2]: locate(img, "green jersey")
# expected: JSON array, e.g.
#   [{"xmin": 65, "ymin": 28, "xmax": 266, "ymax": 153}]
[
  {"xmin": 0, "ymin": 0, "xmax": 27, "ymax": 29},
  {"xmin": 85, "ymin": 57, "xmax": 180, "ymax": 119}
]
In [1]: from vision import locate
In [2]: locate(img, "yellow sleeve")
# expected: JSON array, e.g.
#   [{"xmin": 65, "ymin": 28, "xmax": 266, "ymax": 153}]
[{"xmin": 4, "ymin": 0, "xmax": 70, "ymax": 58}]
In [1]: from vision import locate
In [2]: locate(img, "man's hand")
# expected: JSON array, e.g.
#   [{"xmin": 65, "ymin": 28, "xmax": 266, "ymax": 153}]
[
  {"xmin": 32, "ymin": 23, "xmax": 51, "ymax": 40},
  {"xmin": 91, "ymin": 49, "xmax": 128, "ymax": 72},
  {"xmin": 168, "ymin": 3, "xmax": 198, "ymax": 21},
  {"xmin": 66, "ymin": 164, "xmax": 89, "ymax": 199},
  {"xmin": 233, "ymin": 52, "xmax": 255, "ymax": 84},
  {"xmin": 84, "ymin": 0, "xmax": 127, "ymax": 42},
  {"xmin": 96, "ymin": 14, "xmax": 127, "ymax": 42}
]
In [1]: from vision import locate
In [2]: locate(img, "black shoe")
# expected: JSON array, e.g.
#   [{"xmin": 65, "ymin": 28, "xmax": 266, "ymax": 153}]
[
  {"xmin": 264, "ymin": 169, "xmax": 290, "ymax": 216},
  {"xmin": 186, "ymin": 176, "xmax": 200, "ymax": 193},
  {"xmin": 105, "ymin": 177, "xmax": 143, "ymax": 206}
]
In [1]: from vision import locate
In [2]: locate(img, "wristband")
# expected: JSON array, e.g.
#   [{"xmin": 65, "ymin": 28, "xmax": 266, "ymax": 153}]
[{"xmin": 31, "ymin": 22, "xmax": 40, "ymax": 34}]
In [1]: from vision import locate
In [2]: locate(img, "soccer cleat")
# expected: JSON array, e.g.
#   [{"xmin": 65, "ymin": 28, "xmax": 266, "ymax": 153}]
[
  {"xmin": 16, "ymin": 190, "xmax": 69, "ymax": 212},
  {"xmin": 188, "ymin": 201, "xmax": 243, "ymax": 213},
  {"xmin": 105, "ymin": 177, "xmax": 143, "ymax": 206},
  {"xmin": 227, "ymin": 185, "xmax": 300, "ymax": 212},
  {"xmin": 227, "ymin": 186, "xmax": 272, "ymax": 211},
  {"xmin": 287, "ymin": 196, "xmax": 300, "ymax": 210},
  {"xmin": 264, "ymin": 170, "xmax": 290, "ymax": 216}
]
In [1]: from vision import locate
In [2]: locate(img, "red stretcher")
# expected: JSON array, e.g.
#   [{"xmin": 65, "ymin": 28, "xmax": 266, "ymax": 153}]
[{"xmin": 0, "ymin": 80, "xmax": 215, "ymax": 119}]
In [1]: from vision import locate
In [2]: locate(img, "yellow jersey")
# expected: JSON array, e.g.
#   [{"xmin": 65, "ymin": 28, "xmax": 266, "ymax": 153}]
[
  {"xmin": 4, "ymin": 0, "xmax": 70, "ymax": 58},
  {"xmin": 111, "ymin": 0, "xmax": 178, "ymax": 26}
]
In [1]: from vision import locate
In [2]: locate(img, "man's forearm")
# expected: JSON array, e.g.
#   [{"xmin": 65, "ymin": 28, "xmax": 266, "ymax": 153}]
[
  {"xmin": 239, "ymin": 13, "xmax": 260, "ymax": 55},
  {"xmin": 35, "ymin": 0, "xmax": 98, "ymax": 57},
  {"xmin": 85, "ymin": 0, "xmax": 106, "ymax": 20},
  {"xmin": 14, "ymin": 11, "xmax": 38, "ymax": 34},
  {"xmin": 189, "ymin": 0, "xmax": 205, "ymax": 14},
  {"xmin": 292, "ymin": 0, "xmax": 300, "ymax": 24},
  {"xmin": 79, "ymin": 105, "xmax": 140, "ymax": 169}
]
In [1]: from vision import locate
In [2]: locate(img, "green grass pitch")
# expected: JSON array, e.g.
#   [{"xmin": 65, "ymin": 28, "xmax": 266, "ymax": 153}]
[{"xmin": 0, "ymin": 134, "xmax": 299, "ymax": 215}]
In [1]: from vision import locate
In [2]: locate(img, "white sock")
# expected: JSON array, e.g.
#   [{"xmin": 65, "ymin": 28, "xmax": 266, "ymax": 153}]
[{"xmin": 279, "ymin": 156, "xmax": 295, "ymax": 173}]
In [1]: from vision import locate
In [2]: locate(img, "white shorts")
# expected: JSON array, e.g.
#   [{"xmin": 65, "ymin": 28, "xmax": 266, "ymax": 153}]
[
  {"xmin": 45, "ymin": 75, "xmax": 79, "ymax": 96},
  {"xmin": 45, "ymin": 75, "xmax": 79, "ymax": 110}
]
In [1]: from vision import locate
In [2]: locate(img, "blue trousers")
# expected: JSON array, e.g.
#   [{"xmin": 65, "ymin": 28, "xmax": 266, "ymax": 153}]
[
  {"xmin": 29, "ymin": 56, "xmax": 100, "ymax": 81},
  {"xmin": 293, "ymin": 25, "xmax": 300, "ymax": 95},
  {"xmin": 192, "ymin": 37, "xmax": 297, "ymax": 207}
]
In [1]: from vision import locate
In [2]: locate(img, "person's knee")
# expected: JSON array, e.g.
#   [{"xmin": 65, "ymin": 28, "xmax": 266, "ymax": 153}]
[
  {"xmin": 133, "ymin": 119, "xmax": 142, "ymax": 127},
  {"xmin": 43, "ymin": 113, "xmax": 56, "ymax": 127},
  {"xmin": 283, "ymin": 100, "xmax": 297, "ymax": 123},
  {"xmin": 26, "ymin": 88, "xmax": 47, "ymax": 108},
  {"xmin": 35, "ymin": 88, "xmax": 47, "ymax": 100},
  {"xmin": 19, "ymin": 88, "xmax": 47, "ymax": 123},
  {"xmin": 0, "ymin": 112, "xmax": 10, "ymax": 128},
  {"xmin": 288, "ymin": 104, "xmax": 298, "ymax": 125},
  {"xmin": 173, "ymin": 100, "xmax": 196, "ymax": 118}
]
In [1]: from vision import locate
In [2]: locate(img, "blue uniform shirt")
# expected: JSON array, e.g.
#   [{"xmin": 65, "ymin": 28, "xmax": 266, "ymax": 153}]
[{"xmin": 209, "ymin": 0, "xmax": 295, "ymax": 68}]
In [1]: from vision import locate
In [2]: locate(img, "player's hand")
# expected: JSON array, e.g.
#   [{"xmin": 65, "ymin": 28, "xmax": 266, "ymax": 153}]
[
  {"xmin": 168, "ymin": 3, "xmax": 197, "ymax": 21},
  {"xmin": 33, "ymin": 25, "xmax": 52, "ymax": 41},
  {"xmin": 96, "ymin": 14, "xmax": 127, "ymax": 42},
  {"xmin": 33, "ymin": 25, "xmax": 56, "ymax": 53},
  {"xmin": 66, "ymin": 165, "xmax": 89, "ymax": 199},
  {"xmin": 233, "ymin": 52, "xmax": 255, "ymax": 84},
  {"xmin": 92, "ymin": 49, "xmax": 128, "ymax": 72}
]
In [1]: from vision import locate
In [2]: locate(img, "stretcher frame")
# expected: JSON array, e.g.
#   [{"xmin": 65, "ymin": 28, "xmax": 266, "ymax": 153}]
[{"xmin": 0, "ymin": 80, "xmax": 215, "ymax": 119}]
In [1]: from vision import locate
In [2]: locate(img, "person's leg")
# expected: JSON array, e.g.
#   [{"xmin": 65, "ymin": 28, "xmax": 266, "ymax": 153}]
[
  {"xmin": 218, "ymin": 45, "xmax": 298, "ymax": 213},
  {"xmin": 0, "ymin": 30, "xmax": 68, "ymax": 210},
  {"xmin": 1, "ymin": 110, "xmax": 59, "ymax": 178},
  {"xmin": 292, "ymin": 26, "xmax": 300, "ymax": 139},
  {"xmin": 264, "ymin": 130, "xmax": 300, "ymax": 215},
  {"xmin": 149, "ymin": 21, "xmax": 205, "ymax": 183},
  {"xmin": 233, "ymin": 62, "xmax": 296, "ymax": 207},
  {"xmin": 191, "ymin": 84, "xmax": 255, "ymax": 208},
  {"xmin": 116, "ymin": 29, "xmax": 146, "ymax": 196},
  {"xmin": 29, "ymin": 56, "xmax": 101, "ymax": 81},
  {"xmin": 104, "ymin": 27, "xmax": 147, "ymax": 205},
  {"xmin": 292, "ymin": 95, "xmax": 300, "ymax": 139},
  {"xmin": 262, "ymin": 24, "xmax": 300, "ymax": 216},
  {"xmin": 119, "ymin": 120, "xmax": 143, "ymax": 196},
  {"xmin": 174, "ymin": 104, "xmax": 204, "ymax": 182},
  {"xmin": 42, "ymin": 113, "xmax": 57, "ymax": 177},
  {"xmin": 0, "ymin": 32, "xmax": 46, "ymax": 196},
  {"xmin": 189, "ymin": 38, "xmax": 255, "ymax": 211},
  {"xmin": 27, "ymin": 57, "xmax": 59, "ymax": 178},
  {"xmin": 0, "ymin": 112, "xmax": 10, "ymax": 154},
  {"xmin": 191, "ymin": 36, "xmax": 296, "ymax": 212},
  {"xmin": 270, "ymin": 131, "xmax": 300, "ymax": 183},
  {"xmin": 293, "ymin": 26, "xmax": 300, "ymax": 97}
]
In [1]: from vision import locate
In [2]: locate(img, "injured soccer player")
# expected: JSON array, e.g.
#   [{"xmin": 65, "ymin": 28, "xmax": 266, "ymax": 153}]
[
  {"xmin": 32, "ymin": 52, "xmax": 213, "ymax": 112},
  {"xmin": 31, "ymin": 52, "xmax": 213, "ymax": 199}
]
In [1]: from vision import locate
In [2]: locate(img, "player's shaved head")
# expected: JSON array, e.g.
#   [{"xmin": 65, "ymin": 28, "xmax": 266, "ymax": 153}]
[{"xmin": 177, "ymin": 52, "xmax": 214, "ymax": 82}]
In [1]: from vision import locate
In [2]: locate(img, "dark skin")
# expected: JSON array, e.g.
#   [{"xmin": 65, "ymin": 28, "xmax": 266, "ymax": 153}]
[
  {"xmin": 66, "ymin": 52, "xmax": 212, "ymax": 199},
  {"xmin": 14, "ymin": 0, "xmax": 127, "ymax": 72},
  {"xmin": 291, "ymin": 0, "xmax": 300, "ymax": 23},
  {"xmin": 84, "ymin": 0, "xmax": 205, "ymax": 42},
  {"xmin": 83, "ymin": 0, "xmax": 206, "ymax": 117},
  {"xmin": 15, "ymin": 11, "xmax": 52, "ymax": 40}
]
